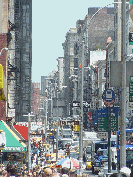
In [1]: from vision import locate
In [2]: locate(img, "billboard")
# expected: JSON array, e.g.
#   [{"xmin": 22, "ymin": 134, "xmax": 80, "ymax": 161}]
[{"xmin": 90, "ymin": 50, "xmax": 106, "ymax": 66}]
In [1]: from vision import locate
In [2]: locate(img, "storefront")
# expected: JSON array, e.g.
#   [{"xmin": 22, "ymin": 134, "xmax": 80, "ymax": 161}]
[{"xmin": 0, "ymin": 120, "xmax": 27, "ymax": 167}]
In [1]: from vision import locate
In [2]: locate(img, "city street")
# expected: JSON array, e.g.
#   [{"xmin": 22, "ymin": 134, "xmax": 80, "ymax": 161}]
[{"xmin": 0, "ymin": 0, "xmax": 133, "ymax": 177}]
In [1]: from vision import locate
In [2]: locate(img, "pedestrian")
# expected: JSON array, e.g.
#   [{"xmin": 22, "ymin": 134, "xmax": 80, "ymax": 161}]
[
  {"xmin": 27, "ymin": 171, "xmax": 33, "ymax": 177},
  {"xmin": 6, "ymin": 164, "xmax": 16, "ymax": 177},
  {"xmin": 51, "ymin": 170, "xmax": 61, "ymax": 177},
  {"xmin": 0, "ymin": 168, "xmax": 3, "ymax": 177},
  {"xmin": 32, "ymin": 171, "xmax": 37, "ymax": 177},
  {"xmin": 69, "ymin": 169, "xmax": 77, "ymax": 177},
  {"xmin": 22, "ymin": 171, "xmax": 27, "ymax": 177},
  {"xmin": 2, "ymin": 170, "xmax": 7, "ymax": 177},
  {"xmin": 42, "ymin": 167, "xmax": 53, "ymax": 177},
  {"xmin": 60, "ymin": 167, "xmax": 69, "ymax": 177}
]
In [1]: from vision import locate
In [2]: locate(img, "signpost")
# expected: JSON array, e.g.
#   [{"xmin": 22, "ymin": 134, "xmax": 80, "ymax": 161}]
[{"xmin": 102, "ymin": 89, "xmax": 115, "ymax": 173}]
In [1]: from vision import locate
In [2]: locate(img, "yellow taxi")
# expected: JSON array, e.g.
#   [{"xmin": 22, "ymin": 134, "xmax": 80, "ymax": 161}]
[{"xmin": 86, "ymin": 157, "xmax": 92, "ymax": 170}]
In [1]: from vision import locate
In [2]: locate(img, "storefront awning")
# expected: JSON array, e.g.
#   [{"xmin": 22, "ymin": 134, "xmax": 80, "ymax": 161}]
[
  {"xmin": 0, "ymin": 120, "xmax": 27, "ymax": 152},
  {"xmin": 13, "ymin": 125, "xmax": 28, "ymax": 140}
]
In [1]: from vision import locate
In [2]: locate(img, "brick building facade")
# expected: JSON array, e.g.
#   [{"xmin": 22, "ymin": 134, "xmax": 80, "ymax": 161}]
[
  {"xmin": 31, "ymin": 83, "xmax": 40, "ymax": 118},
  {"xmin": 0, "ymin": 34, "xmax": 7, "ymax": 121}
]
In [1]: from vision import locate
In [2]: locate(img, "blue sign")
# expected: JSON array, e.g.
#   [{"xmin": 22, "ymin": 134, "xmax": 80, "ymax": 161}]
[
  {"xmin": 102, "ymin": 89, "xmax": 115, "ymax": 102},
  {"xmin": 50, "ymin": 135, "xmax": 54, "ymax": 139},
  {"xmin": 92, "ymin": 107, "xmax": 119, "ymax": 125},
  {"xmin": 92, "ymin": 109, "xmax": 97, "ymax": 125}
]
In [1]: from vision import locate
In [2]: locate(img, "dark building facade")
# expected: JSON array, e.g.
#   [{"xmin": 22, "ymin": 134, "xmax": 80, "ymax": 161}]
[{"xmin": 14, "ymin": 0, "xmax": 32, "ymax": 121}]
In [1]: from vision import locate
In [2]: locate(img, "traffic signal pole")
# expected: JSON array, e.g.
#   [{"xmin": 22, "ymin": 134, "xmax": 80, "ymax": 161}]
[
  {"xmin": 108, "ymin": 107, "xmax": 111, "ymax": 173},
  {"xmin": 79, "ymin": 40, "xmax": 84, "ymax": 176},
  {"xmin": 120, "ymin": 0, "xmax": 126, "ymax": 168}
]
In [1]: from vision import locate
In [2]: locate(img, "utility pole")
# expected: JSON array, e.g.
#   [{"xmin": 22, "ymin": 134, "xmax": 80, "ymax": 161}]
[
  {"xmin": 120, "ymin": 0, "xmax": 126, "ymax": 168},
  {"xmin": 56, "ymin": 89, "xmax": 59, "ymax": 162},
  {"xmin": 108, "ymin": 107, "xmax": 111, "ymax": 173},
  {"xmin": 79, "ymin": 40, "xmax": 84, "ymax": 176},
  {"xmin": 23, "ymin": 113, "xmax": 34, "ymax": 172},
  {"xmin": 45, "ymin": 100, "xmax": 47, "ymax": 144},
  {"xmin": 45, "ymin": 90, "xmax": 48, "ymax": 147},
  {"xmin": 28, "ymin": 113, "xmax": 32, "ymax": 172}
]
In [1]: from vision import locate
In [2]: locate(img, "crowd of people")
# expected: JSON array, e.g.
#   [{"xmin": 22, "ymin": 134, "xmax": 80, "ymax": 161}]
[
  {"xmin": 0, "ymin": 164, "xmax": 90, "ymax": 177},
  {"xmin": 0, "ymin": 163, "xmax": 132, "ymax": 177}
]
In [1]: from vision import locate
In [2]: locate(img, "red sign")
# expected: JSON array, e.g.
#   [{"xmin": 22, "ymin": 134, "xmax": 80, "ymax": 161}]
[
  {"xmin": 103, "ymin": 99, "xmax": 115, "ymax": 107},
  {"xmin": 88, "ymin": 112, "xmax": 92, "ymax": 121}
]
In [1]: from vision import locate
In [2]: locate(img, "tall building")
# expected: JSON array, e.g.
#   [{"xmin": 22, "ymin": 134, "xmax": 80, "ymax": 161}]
[
  {"xmin": 57, "ymin": 57, "xmax": 64, "ymax": 90},
  {"xmin": 0, "ymin": 0, "xmax": 8, "ymax": 122},
  {"xmin": 14, "ymin": 0, "xmax": 32, "ymax": 122},
  {"xmin": 41, "ymin": 76, "xmax": 47, "ymax": 95},
  {"xmin": 31, "ymin": 83, "xmax": 40, "ymax": 118},
  {"xmin": 62, "ymin": 27, "xmax": 78, "ymax": 117},
  {"xmin": 7, "ymin": 0, "xmax": 16, "ymax": 119}
]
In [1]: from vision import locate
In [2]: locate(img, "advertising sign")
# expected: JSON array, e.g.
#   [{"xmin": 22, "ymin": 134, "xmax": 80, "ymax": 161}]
[{"xmin": 90, "ymin": 50, "xmax": 106, "ymax": 66}]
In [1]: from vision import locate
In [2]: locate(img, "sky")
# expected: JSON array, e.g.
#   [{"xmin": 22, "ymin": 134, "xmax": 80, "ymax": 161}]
[{"xmin": 32, "ymin": 0, "xmax": 114, "ymax": 84}]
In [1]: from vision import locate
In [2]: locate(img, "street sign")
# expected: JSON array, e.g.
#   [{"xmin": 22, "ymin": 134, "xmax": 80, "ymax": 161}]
[
  {"xmin": 129, "ymin": 32, "xmax": 133, "ymax": 45},
  {"xmin": 50, "ymin": 135, "xmax": 54, "ymax": 140},
  {"xmin": 73, "ymin": 101, "xmax": 80, "ymax": 107},
  {"xmin": 102, "ymin": 89, "xmax": 115, "ymax": 107},
  {"xmin": 129, "ymin": 76, "xmax": 133, "ymax": 102},
  {"xmin": 97, "ymin": 132, "xmax": 108, "ymax": 139},
  {"xmin": 110, "ymin": 117, "xmax": 118, "ymax": 131},
  {"xmin": 97, "ymin": 117, "xmax": 108, "ymax": 132},
  {"xmin": 96, "ymin": 107, "xmax": 119, "ymax": 132},
  {"xmin": 130, "ymin": 76, "xmax": 133, "ymax": 83},
  {"xmin": 97, "ymin": 117, "xmax": 118, "ymax": 132},
  {"xmin": 83, "ymin": 102, "xmax": 90, "ymax": 107}
]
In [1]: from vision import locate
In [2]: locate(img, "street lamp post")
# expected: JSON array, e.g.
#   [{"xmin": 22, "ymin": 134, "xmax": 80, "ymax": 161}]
[
  {"xmin": 23, "ymin": 113, "xmax": 34, "ymax": 172},
  {"xmin": 79, "ymin": 40, "xmax": 84, "ymax": 176},
  {"xmin": 56, "ymin": 89, "xmax": 59, "ymax": 162},
  {"xmin": 45, "ymin": 90, "xmax": 48, "ymax": 147},
  {"xmin": 0, "ymin": 48, "xmax": 8, "ymax": 56},
  {"xmin": 120, "ymin": 0, "xmax": 127, "ymax": 168}
]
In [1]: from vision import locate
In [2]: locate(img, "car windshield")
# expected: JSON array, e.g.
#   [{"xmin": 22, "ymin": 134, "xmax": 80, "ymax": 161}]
[
  {"xmin": 86, "ymin": 147, "xmax": 91, "ymax": 154},
  {"xmin": 70, "ymin": 152, "xmax": 79, "ymax": 159},
  {"xmin": 72, "ymin": 142, "xmax": 79, "ymax": 146},
  {"xmin": 63, "ymin": 135, "xmax": 71, "ymax": 138}
]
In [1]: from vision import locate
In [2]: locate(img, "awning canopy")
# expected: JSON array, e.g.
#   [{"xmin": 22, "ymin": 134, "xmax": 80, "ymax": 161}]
[
  {"xmin": 13, "ymin": 125, "xmax": 28, "ymax": 140},
  {"xmin": 0, "ymin": 120, "xmax": 27, "ymax": 152}
]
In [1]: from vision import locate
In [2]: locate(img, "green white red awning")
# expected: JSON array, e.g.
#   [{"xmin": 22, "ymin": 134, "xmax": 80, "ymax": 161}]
[{"xmin": 0, "ymin": 120, "xmax": 27, "ymax": 152}]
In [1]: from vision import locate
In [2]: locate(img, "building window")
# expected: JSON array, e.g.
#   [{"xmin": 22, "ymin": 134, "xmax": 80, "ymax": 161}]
[{"xmin": 70, "ymin": 47, "xmax": 74, "ymax": 55}]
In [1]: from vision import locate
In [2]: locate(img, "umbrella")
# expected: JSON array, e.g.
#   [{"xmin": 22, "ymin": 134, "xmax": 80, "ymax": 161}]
[{"xmin": 56, "ymin": 157, "xmax": 79, "ymax": 169}]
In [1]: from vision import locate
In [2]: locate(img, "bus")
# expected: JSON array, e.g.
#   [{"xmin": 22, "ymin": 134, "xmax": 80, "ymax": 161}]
[
  {"xmin": 91, "ymin": 139, "xmax": 116, "ymax": 162},
  {"xmin": 117, "ymin": 129, "xmax": 133, "ymax": 169}
]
